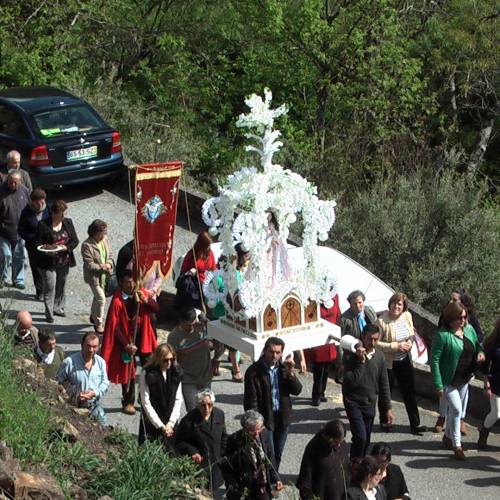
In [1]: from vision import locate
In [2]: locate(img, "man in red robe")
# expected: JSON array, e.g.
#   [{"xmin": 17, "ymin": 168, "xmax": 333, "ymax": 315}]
[{"xmin": 101, "ymin": 270, "xmax": 158, "ymax": 415}]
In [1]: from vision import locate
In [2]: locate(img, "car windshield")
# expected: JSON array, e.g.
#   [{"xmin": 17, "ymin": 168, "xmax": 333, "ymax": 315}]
[{"xmin": 32, "ymin": 105, "xmax": 105, "ymax": 138}]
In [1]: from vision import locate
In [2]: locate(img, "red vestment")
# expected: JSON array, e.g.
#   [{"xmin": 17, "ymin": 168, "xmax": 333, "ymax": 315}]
[{"xmin": 101, "ymin": 289, "xmax": 158, "ymax": 384}]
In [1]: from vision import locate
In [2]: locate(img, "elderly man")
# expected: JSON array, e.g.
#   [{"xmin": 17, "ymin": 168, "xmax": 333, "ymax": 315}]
[
  {"xmin": 56, "ymin": 332, "xmax": 110, "ymax": 424},
  {"xmin": 0, "ymin": 170, "xmax": 29, "ymax": 289},
  {"xmin": 14, "ymin": 310, "xmax": 39, "ymax": 347},
  {"xmin": 222, "ymin": 410, "xmax": 283, "ymax": 500},
  {"xmin": 244, "ymin": 336, "xmax": 302, "ymax": 469},
  {"xmin": 2, "ymin": 151, "xmax": 32, "ymax": 191},
  {"xmin": 168, "ymin": 307, "xmax": 211, "ymax": 412},
  {"xmin": 176, "ymin": 389, "xmax": 227, "ymax": 494},
  {"xmin": 34, "ymin": 329, "xmax": 65, "ymax": 379},
  {"xmin": 18, "ymin": 188, "xmax": 50, "ymax": 299},
  {"xmin": 296, "ymin": 419, "xmax": 350, "ymax": 500}
]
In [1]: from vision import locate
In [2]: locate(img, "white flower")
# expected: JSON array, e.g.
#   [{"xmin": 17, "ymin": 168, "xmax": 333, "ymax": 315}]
[
  {"xmin": 200, "ymin": 89, "xmax": 337, "ymax": 317},
  {"xmin": 236, "ymin": 88, "xmax": 288, "ymax": 134}
]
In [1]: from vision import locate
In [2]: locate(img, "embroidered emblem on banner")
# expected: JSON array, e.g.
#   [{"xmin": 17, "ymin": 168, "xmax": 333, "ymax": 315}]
[{"xmin": 142, "ymin": 195, "xmax": 167, "ymax": 223}]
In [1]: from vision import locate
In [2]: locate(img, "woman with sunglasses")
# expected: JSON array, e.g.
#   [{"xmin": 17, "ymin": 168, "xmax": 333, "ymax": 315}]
[
  {"xmin": 431, "ymin": 301, "xmax": 484, "ymax": 460},
  {"xmin": 138, "ymin": 343, "xmax": 183, "ymax": 448}
]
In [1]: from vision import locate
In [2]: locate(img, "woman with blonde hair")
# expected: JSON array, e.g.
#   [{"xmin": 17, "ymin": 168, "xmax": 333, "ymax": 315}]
[
  {"xmin": 377, "ymin": 292, "xmax": 426, "ymax": 435},
  {"xmin": 138, "ymin": 343, "xmax": 183, "ymax": 447}
]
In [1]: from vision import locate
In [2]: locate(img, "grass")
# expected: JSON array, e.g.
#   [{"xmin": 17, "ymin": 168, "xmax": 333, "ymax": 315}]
[
  {"xmin": 88, "ymin": 438, "xmax": 202, "ymax": 499},
  {"xmin": 0, "ymin": 317, "xmax": 203, "ymax": 499}
]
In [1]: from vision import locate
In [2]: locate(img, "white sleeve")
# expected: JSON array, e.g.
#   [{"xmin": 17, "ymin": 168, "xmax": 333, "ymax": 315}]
[
  {"xmin": 168, "ymin": 382, "xmax": 183, "ymax": 426},
  {"xmin": 139, "ymin": 371, "xmax": 165, "ymax": 430},
  {"xmin": 340, "ymin": 334, "xmax": 361, "ymax": 353}
]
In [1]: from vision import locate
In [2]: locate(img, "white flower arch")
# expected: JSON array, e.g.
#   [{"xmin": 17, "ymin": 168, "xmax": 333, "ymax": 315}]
[{"xmin": 202, "ymin": 89, "xmax": 337, "ymax": 318}]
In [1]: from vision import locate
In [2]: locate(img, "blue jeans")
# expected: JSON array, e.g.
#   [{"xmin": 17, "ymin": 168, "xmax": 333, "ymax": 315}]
[
  {"xmin": 0, "ymin": 237, "xmax": 25, "ymax": 285},
  {"xmin": 267, "ymin": 411, "xmax": 289, "ymax": 470},
  {"xmin": 345, "ymin": 400, "xmax": 375, "ymax": 459},
  {"xmin": 444, "ymin": 383, "xmax": 468, "ymax": 447},
  {"xmin": 89, "ymin": 400, "xmax": 107, "ymax": 426},
  {"xmin": 439, "ymin": 383, "xmax": 469, "ymax": 419}
]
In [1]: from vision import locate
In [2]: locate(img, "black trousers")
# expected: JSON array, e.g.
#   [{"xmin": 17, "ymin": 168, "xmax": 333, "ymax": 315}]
[
  {"xmin": 345, "ymin": 400, "xmax": 375, "ymax": 459},
  {"xmin": 121, "ymin": 352, "xmax": 150, "ymax": 405},
  {"xmin": 379, "ymin": 355, "xmax": 420, "ymax": 429},
  {"xmin": 312, "ymin": 362, "xmax": 330, "ymax": 401},
  {"xmin": 26, "ymin": 242, "xmax": 43, "ymax": 296}
]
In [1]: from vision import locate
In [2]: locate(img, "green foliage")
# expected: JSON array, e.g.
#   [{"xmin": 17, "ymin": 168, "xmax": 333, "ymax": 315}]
[
  {"xmin": 0, "ymin": 319, "xmax": 203, "ymax": 499},
  {"xmin": 87, "ymin": 436, "xmax": 203, "ymax": 500},
  {"xmin": 334, "ymin": 168, "xmax": 500, "ymax": 332},
  {"xmin": 72, "ymin": 77, "xmax": 206, "ymax": 185},
  {"xmin": 0, "ymin": 323, "xmax": 52, "ymax": 464},
  {"xmin": 1, "ymin": 0, "xmax": 497, "ymax": 188},
  {"xmin": 0, "ymin": 1, "xmax": 497, "ymax": 326}
]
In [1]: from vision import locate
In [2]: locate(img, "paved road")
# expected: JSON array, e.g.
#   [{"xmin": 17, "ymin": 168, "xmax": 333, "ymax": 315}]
[{"xmin": 2, "ymin": 180, "xmax": 499, "ymax": 499}]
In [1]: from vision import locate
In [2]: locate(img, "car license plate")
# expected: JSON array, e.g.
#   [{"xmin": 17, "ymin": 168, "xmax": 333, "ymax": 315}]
[{"xmin": 66, "ymin": 145, "xmax": 98, "ymax": 161}]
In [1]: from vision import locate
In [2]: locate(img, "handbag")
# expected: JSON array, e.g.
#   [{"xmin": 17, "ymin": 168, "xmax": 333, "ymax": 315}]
[
  {"xmin": 310, "ymin": 343, "xmax": 337, "ymax": 363},
  {"xmin": 105, "ymin": 259, "xmax": 118, "ymax": 297},
  {"xmin": 411, "ymin": 329, "xmax": 428, "ymax": 365}
]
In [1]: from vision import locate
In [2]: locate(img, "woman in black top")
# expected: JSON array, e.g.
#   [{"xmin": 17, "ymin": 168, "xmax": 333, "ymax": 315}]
[
  {"xmin": 478, "ymin": 318, "xmax": 500, "ymax": 449},
  {"xmin": 370, "ymin": 443, "xmax": 410, "ymax": 500},
  {"xmin": 138, "ymin": 343, "xmax": 183, "ymax": 447},
  {"xmin": 37, "ymin": 200, "xmax": 79, "ymax": 323},
  {"xmin": 346, "ymin": 455, "xmax": 387, "ymax": 500}
]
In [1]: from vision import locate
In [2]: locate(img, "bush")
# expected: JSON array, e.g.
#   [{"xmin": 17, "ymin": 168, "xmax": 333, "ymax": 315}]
[
  {"xmin": 70, "ymin": 77, "xmax": 208, "ymax": 190},
  {"xmin": 333, "ymin": 169, "xmax": 500, "ymax": 332}
]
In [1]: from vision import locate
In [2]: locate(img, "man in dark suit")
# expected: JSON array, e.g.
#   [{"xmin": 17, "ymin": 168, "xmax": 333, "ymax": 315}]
[
  {"xmin": 175, "ymin": 389, "xmax": 227, "ymax": 494},
  {"xmin": 243, "ymin": 336, "xmax": 302, "ymax": 469},
  {"xmin": 340, "ymin": 290, "xmax": 377, "ymax": 340}
]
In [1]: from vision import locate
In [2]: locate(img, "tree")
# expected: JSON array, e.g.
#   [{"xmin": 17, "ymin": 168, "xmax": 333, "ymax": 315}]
[
  {"xmin": 411, "ymin": 0, "xmax": 499, "ymax": 179},
  {"xmin": 333, "ymin": 168, "xmax": 500, "ymax": 331}
]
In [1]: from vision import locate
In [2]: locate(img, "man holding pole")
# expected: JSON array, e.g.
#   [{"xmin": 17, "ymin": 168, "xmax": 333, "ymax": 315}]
[{"xmin": 101, "ymin": 270, "xmax": 158, "ymax": 414}]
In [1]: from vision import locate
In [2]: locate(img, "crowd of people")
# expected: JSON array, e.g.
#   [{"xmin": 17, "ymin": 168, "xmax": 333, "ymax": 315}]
[{"xmin": 2, "ymin": 159, "xmax": 499, "ymax": 498}]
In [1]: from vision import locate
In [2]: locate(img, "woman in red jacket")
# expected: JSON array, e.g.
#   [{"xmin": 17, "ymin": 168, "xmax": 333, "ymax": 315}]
[{"xmin": 180, "ymin": 230, "xmax": 216, "ymax": 284}]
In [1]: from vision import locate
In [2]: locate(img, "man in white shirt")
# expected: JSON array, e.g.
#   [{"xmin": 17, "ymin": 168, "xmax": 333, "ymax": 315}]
[{"xmin": 56, "ymin": 332, "xmax": 110, "ymax": 424}]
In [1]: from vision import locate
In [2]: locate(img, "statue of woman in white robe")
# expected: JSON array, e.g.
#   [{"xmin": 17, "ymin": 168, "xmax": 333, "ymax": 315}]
[{"xmin": 265, "ymin": 211, "xmax": 293, "ymax": 288}]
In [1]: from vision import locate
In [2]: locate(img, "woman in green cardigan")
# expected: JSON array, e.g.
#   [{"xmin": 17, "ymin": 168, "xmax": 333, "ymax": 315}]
[{"xmin": 431, "ymin": 301, "xmax": 484, "ymax": 460}]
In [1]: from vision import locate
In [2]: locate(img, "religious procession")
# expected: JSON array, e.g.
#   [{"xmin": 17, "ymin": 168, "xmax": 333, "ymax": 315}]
[{"xmin": 1, "ymin": 84, "xmax": 498, "ymax": 500}]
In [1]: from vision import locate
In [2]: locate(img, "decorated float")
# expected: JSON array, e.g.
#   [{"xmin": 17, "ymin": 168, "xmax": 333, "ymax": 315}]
[{"xmin": 202, "ymin": 90, "xmax": 341, "ymax": 359}]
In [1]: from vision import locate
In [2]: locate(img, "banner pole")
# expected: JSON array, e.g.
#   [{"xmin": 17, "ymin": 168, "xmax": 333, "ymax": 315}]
[
  {"xmin": 126, "ymin": 167, "xmax": 141, "ymax": 395},
  {"xmin": 183, "ymin": 186, "xmax": 207, "ymax": 314}
]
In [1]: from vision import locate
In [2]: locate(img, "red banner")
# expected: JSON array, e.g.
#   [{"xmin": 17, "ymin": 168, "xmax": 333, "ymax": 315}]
[{"xmin": 134, "ymin": 162, "xmax": 182, "ymax": 290}]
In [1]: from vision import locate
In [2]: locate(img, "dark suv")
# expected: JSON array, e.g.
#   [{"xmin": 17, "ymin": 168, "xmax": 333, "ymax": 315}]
[{"xmin": 0, "ymin": 87, "xmax": 124, "ymax": 188}]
